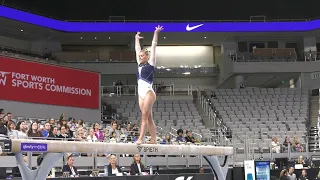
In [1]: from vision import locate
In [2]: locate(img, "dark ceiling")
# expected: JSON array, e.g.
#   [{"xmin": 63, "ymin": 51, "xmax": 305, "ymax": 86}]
[{"xmin": 3, "ymin": 0, "xmax": 320, "ymax": 21}]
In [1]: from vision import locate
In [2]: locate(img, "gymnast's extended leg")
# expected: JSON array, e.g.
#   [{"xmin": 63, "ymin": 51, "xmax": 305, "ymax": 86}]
[
  {"xmin": 136, "ymin": 91, "xmax": 156, "ymax": 144},
  {"xmin": 147, "ymin": 109, "xmax": 157, "ymax": 144}
]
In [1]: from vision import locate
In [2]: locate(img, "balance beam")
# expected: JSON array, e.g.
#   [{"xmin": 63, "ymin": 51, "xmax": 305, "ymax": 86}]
[
  {"xmin": 0, "ymin": 139, "xmax": 233, "ymax": 180},
  {"xmin": 7, "ymin": 139, "xmax": 233, "ymax": 155}
]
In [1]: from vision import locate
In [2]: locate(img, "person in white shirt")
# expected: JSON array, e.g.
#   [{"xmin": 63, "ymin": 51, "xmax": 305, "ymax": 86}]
[
  {"xmin": 16, "ymin": 121, "xmax": 27, "ymax": 139},
  {"xmin": 130, "ymin": 154, "xmax": 145, "ymax": 175},
  {"xmin": 86, "ymin": 128, "xmax": 97, "ymax": 157},
  {"xmin": 87, "ymin": 128, "xmax": 97, "ymax": 142},
  {"xmin": 271, "ymin": 137, "xmax": 281, "ymax": 153}
]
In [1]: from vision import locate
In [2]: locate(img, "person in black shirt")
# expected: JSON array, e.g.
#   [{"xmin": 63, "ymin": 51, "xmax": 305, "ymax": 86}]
[
  {"xmin": 0, "ymin": 118, "xmax": 8, "ymax": 136},
  {"xmin": 62, "ymin": 154, "xmax": 78, "ymax": 177},
  {"xmin": 130, "ymin": 154, "xmax": 145, "ymax": 175},
  {"xmin": 299, "ymin": 169, "xmax": 308, "ymax": 180},
  {"xmin": 185, "ymin": 130, "xmax": 196, "ymax": 143}
]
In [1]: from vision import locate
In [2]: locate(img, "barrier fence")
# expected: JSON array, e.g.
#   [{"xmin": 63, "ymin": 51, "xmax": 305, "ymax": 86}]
[{"xmin": 101, "ymin": 84, "xmax": 194, "ymax": 97}]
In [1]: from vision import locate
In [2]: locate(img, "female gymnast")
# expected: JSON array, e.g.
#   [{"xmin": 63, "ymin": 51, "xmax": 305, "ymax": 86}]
[{"xmin": 135, "ymin": 25, "xmax": 164, "ymax": 144}]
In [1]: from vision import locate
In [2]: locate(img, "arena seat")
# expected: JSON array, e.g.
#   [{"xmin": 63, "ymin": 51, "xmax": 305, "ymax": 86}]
[
  {"xmin": 234, "ymin": 48, "xmax": 297, "ymax": 61},
  {"xmin": 206, "ymin": 88, "xmax": 309, "ymax": 153},
  {"xmin": 253, "ymin": 48, "xmax": 273, "ymax": 59}
]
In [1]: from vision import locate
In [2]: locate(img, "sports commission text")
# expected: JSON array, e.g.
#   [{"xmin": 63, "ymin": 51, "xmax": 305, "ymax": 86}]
[
  {"xmin": 8, "ymin": 72, "xmax": 92, "ymax": 96},
  {"xmin": 12, "ymin": 79, "xmax": 92, "ymax": 96}
]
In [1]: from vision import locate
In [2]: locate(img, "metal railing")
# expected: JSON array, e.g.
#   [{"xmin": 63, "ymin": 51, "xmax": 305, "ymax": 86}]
[
  {"xmin": 197, "ymin": 88, "xmax": 217, "ymax": 128},
  {"xmin": 228, "ymin": 51, "xmax": 320, "ymax": 63},
  {"xmin": 101, "ymin": 84, "xmax": 193, "ymax": 97}
]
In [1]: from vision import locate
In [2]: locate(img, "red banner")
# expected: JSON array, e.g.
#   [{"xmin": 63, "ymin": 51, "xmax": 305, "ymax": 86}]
[{"xmin": 0, "ymin": 57, "xmax": 100, "ymax": 109}]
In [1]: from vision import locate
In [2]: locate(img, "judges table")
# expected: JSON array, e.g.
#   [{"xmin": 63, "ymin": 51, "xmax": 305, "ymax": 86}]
[{"xmin": 49, "ymin": 174, "xmax": 213, "ymax": 180}]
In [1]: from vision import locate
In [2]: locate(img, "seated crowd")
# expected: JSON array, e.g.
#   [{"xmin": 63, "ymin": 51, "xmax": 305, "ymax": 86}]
[
  {"xmin": 0, "ymin": 109, "xmax": 199, "ymax": 149},
  {"xmin": 271, "ymin": 136, "xmax": 305, "ymax": 153}
]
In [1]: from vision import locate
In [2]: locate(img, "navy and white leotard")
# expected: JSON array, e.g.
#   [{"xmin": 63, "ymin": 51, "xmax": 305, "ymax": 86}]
[{"xmin": 135, "ymin": 41, "xmax": 157, "ymax": 99}]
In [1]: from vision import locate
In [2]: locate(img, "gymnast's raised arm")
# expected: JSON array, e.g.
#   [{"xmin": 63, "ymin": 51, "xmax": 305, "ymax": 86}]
[
  {"xmin": 135, "ymin": 32, "xmax": 143, "ymax": 64},
  {"xmin": 149, "ymin": 25, "xmax": 164, "ymax": 67}
]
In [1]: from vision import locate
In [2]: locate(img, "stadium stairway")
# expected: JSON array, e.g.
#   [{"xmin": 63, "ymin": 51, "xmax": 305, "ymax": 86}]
[{"xmin": 193, "ymin": 92, "xmax": 214, "ymax": 128}]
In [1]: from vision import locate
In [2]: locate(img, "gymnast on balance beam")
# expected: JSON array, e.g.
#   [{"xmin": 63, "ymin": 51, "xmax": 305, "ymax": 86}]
[{"xmin": 134, "ymin": 25, "xmax": 164, "ymax": 145}]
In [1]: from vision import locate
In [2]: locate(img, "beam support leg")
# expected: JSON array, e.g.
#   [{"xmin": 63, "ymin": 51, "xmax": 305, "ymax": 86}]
[
  {"xmin": 203, "ymin": 155, "xmax": 230, "ymax": 180},
  {"xmin": 15, "ymin": 152, "xmax": 64, "ymax": 180}
]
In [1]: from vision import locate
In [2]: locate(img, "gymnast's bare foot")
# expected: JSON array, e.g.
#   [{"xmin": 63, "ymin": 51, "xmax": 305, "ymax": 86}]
[
  {"xmin": 147, "ymin": 139, "xmax": 157, "ymax": 144},
  {"xmin": 135, "ymin": 139, "xmax": 143, "ymax": 145}
]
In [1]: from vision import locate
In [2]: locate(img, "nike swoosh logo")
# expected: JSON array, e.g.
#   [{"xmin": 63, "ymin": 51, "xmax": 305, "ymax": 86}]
[{"xmin": 186, "ymin": 24, "xmax": 204, "ymax": 31}]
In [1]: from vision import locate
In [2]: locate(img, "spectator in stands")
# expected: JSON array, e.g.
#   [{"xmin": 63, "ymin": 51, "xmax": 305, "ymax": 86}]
[
  {"xmin": 271, "ymin": 137, "xmax": 280, "ymax": 153},
  {"xmin": 104, "ymin": 129, "xmax": 110, "ymax": 142},
  {"xmin": 283, "ymin": 136, "xmax": 293, "ymax": 152},
  {"xmin": 42, "ymin": 122, "xmax": 51, "ymax": 138},
  {"xmin": 123, "ymin": 124, "xmax": 131, "ymax": 136},
  {"xmin": 6, "ymin": 112, "xmax": 12, "ymax": 121},
  {"xmin": 185, "ymin": 130, "xmax": 196, "ymax": 143},
  {"xmin": 59, "ymin": 113, "xmax": 66, "ymax": 121},
  {"xmin": 87, "ymin": 128, "xmax": 97, "ymax": 142},
  {"xmin": 280, "ymin": 169, "xmax": 289, "ymax": 180},
  {"xmin": 1, "ymin": 116, "xmax": 9, "ymax": 127},
  {"xmin": 109, "ymin": 131, "xmax": 119, "ymax": 143},
  {"xmin": 176, "ymin": 129, "xmax": 185, "ymax": 142},
  {"xmin": 67, "ymin": 118, "xmax": 76, "ymax": 132},
  {"xmin": 59, "ymin": 119, "xmax": 67, "ymax": 129},
  {"xmin": 48, "ymin": 126, "xmax": 59, "ymax": 139},
  {"xmin": 76, "ymin": 127, "xmax": 86, "ymax": 141},
  {"xmin": 76, "ymin": 119, "xmax": 84, "ymax": 128},
  {"xmin": 288, "ymin": 167, "xmax": 296, "ymax": 180},
  {"xmin": 0, "ymin": 118, "xmax": 7, "ymax": 136},
  {"xmin": 292, "ymin": 136, "xmax": 299, "ymax": 147},
  {"xmin": 109, "ymin": 121, "xmax": 120, "ymax": 138},
  {"xmin": 93, "ymin": 123, "xmax": 104, "ymax": 142},
  {"xmin": 7, "ymin": 121, "xmax": 18, "ymax": 138},
  {"xmin": 299, "ymin": 169, "xmax": 308, "ymax": 180},
  {"xmin": 107, "ymin": 155, "xmax": 122, "ymax": 176},
  {"xmin": 62, "ymin": 154, "xmax": 79, "ymax": 177},
  {"xmin": 48, "ymin": 118, "xmax": 55, "ymax": 126},
  {"xmin": 37, "ymin": 121, "xmax": 44, "ymax": 132},
  {"xmin": 27, "ymin": 122, "xmax": 44, "ymax": 138},
  {"xmin": 161, "ymin": 134, "xmax": 171, "ymax": 144},
  {"xmin": 58, "ymin": 126, "xmax": 69, "ymax": 138},
  {"xmin": 132, "ymin": 124, "xmax": 138, "ymax": 131},
  {"xmin": 295, "ymin": 143, "xmax": 304, "ymax": 152},
  {"xmin": 15, "ymin": 121, "xmax": 27, "ymax": 139},
  {"xmin": 87, "ymin": 128, "xmax": 97, "ymax": 156},
  {"xmin": 130, "ymin": 154, "xmax": 145, "ymax": 175},
  {"xmin": 131, "ymin": 130, "xmax": 139, "ymax": 143}
]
